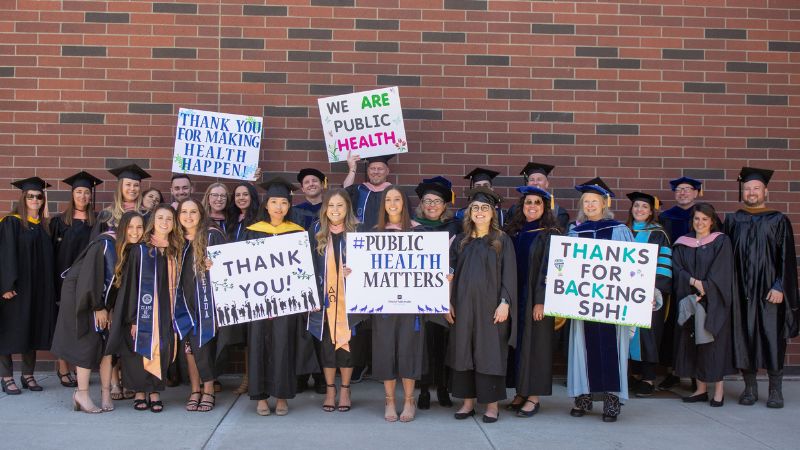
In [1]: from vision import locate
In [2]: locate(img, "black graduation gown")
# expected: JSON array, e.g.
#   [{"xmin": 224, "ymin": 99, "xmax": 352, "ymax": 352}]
[
  {"xmin": 447, "ymin": 232, "xmax": 517, "ymax": 377},
  {"xmin": 244, "ymin": 225, "xmax": 320, "ymax": 400},
  {"xmin": 107, "ymin": 244, "xmax": 175, "ymax": 392},
  {"xmin": 51, "ymin": 233, "xmax": 116, "ymax": 369},
  {"xmin": 515, "ymin": 224, "xmax": 558, "ymax": 397},
  {"xmin": 673, "ymin": 233, "xmax": 738, "ymax": 382},
  {"xmin": 724, "ymin": 209, "xmax": 799, "ymax": 371},
  {"xmin": 50, "ymin": 215, "xmax": 92, "ymax": 299},
  {"xmin": 293, "ymin": 201, "xmax": 321, "ymax": 230},
  {"xmin": 346, "ymin": 183, "xmax": 389, "ymax": 231},
  {"xmin": 659, "ymin": 206, "xmax": 692, "ymax": 245},
  {"xmin": 176, "ymin": 228, "xmax": 225, "ymax": 382},
  {"xmin": 0, "ymin": 216, "xmax": 56, "ymax": 354}
]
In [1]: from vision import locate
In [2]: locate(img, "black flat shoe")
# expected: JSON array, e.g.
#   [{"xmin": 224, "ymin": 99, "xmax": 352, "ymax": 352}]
[
  {"xmin": 505, "ymin": 394, "xmax": 525, "ymax": 411},
  {"xmin": 570, "ymin": 408, "xmax": 587, "ymax": 417},
  {"xmin": 437, "ymin": 387, "xmax": 453, "ymax": 407},
  {"xmin": 482, "ymin": 414, "xmax": 498, "ymax": 423},
  {"xmin": 658, "ymin": 374, "xmax": 680, "ymax": 390},
  {"xmin": 634, "ymin": 381, "xmax": 655, "ymax": 398},
  {"xmin": 516, "ymin": 400, "xmax": 540, "ymax": 417},
  {"xmin": 20, "ymin": 376, "xmax": 43, "ymax": 392},
  {"xmin": 602, "ymin": 414, "xmax": 617, "ymax": 422},
  {"xmin": 1, "ymin": 378, "xmax": 21, "ymax": 395},
  {"xmin": 682, "ymin": 393, "xmax": 709, "ymax": 403},
  {"xmin": 454, "ymin": 409, "xmax": 475, "ymax": 420},
  {"xmin": 418, "ymin": 389, "xmax": 431, "ymax": 410},
  {"xmin": 710, "ymin": 397, "xmax": 724, "ymax": 407}
]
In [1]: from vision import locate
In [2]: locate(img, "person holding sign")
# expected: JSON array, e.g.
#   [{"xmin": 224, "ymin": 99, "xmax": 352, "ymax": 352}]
[
  {"xmin": 625, "ymin": 192, "xmax": 673, "ymax": 398},
  {"xmin": 0, "ymin": 177, "xmax": 56, "ymax": 396},
  {"xmin": 673, "ymin": 203, "xmax": 737, "ymax": 407},
  {"xmin": 414, "ymin": 176, "xmax": 458, "ymax": 410},
  {"xmin": 93, "ymin": 164, "xmax": 150, "ymax": 237},
  {"xmin": 454, "ymin": 168, "xmax": 506, "ymax": 226},
  {"xmin": 366, "ymin": 187, "xmax": 425, "ymax": 422},
  {"xmin": 307, "ymin": 188, "xmax": 363, "ymax": 412},
  {"xmin": 725, "ymin": 167, "xmax": 798, "ymax": 408},
  {"xmin": 243, "ymin": 177, "xmax": 319, "ymax": 417},
  {"xmin": 566, "ymin": 178, "xmax": 635, "ymax": 423},
  {"xmin": 503, "ymin": 186, "xmax": 561, "ymax": 417},
  {"xmin": 344, "ymin": 153, "xmax": 394, "ymax": 231},
  {"xmin": 447, "ymin": 187, "xmax": 517, "ymax": 424},
  {"xmin": 175, "ymin": 199, "xmax": 225, "ymax": 412},
  {"xmin": 108, "ymin": 204, "xmax": 182, "ymax": 412},
  {"xmin": 52, "ymin": 211, "xmax": 143, "ymax": 413}
]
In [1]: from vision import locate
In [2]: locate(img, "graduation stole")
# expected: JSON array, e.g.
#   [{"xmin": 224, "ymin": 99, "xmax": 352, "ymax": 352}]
[
  {"xmin": 324, "ymin": 227, "xmax": 350, "ymax": 351},
  {"xmin": 246, "ymin": 220, "xmax": 305, "ymax": 234},
  {"xmin": 134, "ymin": 242, "xmax": 177, "ymax": 379},
  {"xmin": 174, "ymin": 239, "xmax": 216, "ymax": 347}
]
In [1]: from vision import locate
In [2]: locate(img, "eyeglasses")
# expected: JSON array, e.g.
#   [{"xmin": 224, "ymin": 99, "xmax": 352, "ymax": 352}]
[
  {"xmin": 422, "ymin": 199, "xmax": 444, "ymax": 206},
  {"xmin": 524, "ymin": 199, "xmax": 544, "ymax": 206},
  {"xmin": 26, "ymin": 194, "xmax": 44, "ymax": 200},
  {"xmin": 675, "ymin": 187, "xmax": 695, "ymax": 193},
  {"xmin": 469, "ymin": 204, "xmax": 492, "ymax": 212},
  {"xmin": 209, "ymin": 193, "xmax": 227, "ymax": 199}
]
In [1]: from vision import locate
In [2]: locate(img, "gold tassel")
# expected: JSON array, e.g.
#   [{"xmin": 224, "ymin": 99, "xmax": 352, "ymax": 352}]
[
  {"xmin": 654, "ymin": 197, "xmax": 660, "ymax": 211},
  {"xmin": 550, "ymin": 194, "xmax": 554, "ymax": 210},
  {"xmin": 324, "ymin": 177, "xmax": 328, "ymax": 189},
  {"xmin": 606, "ymin": 195, "xmax": 611, "ymax": 208},
  {"xmin": 451, "ymin": 190, "xmax": 455, "ymax": 204},
  {"xmin": 699, "ymin": 185, "xmax": 703, "ymax": 197}
]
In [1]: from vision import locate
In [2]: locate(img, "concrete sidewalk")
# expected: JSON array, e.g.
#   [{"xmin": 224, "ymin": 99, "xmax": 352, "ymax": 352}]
[{"xmin": 2, "ymin": 374, "xmax": 799, "ymax": 449}]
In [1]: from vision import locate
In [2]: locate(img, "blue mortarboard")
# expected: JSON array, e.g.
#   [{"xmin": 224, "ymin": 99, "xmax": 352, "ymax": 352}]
[
  {"xmin": 415, "ymin": 176, "xmax": 454, "ymax": 203},
  {"xmin": 575, "ymin": 177, "xmax": 614, "ymax": 207},
  {"xmin": 669, "ymin": 176, "xmax": 703, "ymax": 195}
]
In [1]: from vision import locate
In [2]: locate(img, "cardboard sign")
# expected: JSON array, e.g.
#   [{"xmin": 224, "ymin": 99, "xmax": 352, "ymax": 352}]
[
  {"xmin": 172, "ymin": 108, "xmax": 261, "ymax": 180},
  {"xmin": 207, "ymin": 233, "xmax": 318, "ymax": 326},
  {"xmin": 544, "ymin": 235, "xmax": 658, "ymax": 328},
  {"xmin": 346, "ymin": 231, "xmax": 449, "ymax": 314},
  {"xmin": 318, "ymin": 86, "xmax": 407, "ymax": 162}
]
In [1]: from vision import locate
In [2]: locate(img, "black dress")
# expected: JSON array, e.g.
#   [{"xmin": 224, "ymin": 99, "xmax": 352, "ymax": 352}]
[
  {"xmin": 673, "ymin": 233, "xmax": 737, "ymax": 382},
  {"xmin": 447, "ymin": 232, "xmax": 517, "ymax": 403},
  {"xmin": 0, "ymin": 216, "xmax": 56, "ymax": 355},
  {"xmin": 51, "ymin": 233, "xmax": 116, "ymax": 369},
  {"xmin": 243, "ymin": 223, "xmax": 320, "ymax": 400},
  {"xmin": 107, "ymin": 243, "xmax": 175, "ymax": 392}
]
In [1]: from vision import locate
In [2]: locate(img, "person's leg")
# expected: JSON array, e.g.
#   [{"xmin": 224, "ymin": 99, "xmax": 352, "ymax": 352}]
[
  {"xmin": 0, "ymin": 354, "xmax": 18, "ymax": 393},
  {"xmin": 235, "ymin": 348, "xmax": 249, "ymax": 394},
  {"xmin": 185, "ymin": 352, "xmax": 202, "ymax": 411},
  {"xmin": 691, "ymin": 379, "xmax": 708, "ymax": 396},
  {"xmin": 20, "ymin": 350, "xmax": 41, "ymax": 391},
  {"xmin": 450, "ymin": 370, "xmax": 477, "ymax": 417},
  {"xmin": 322, "ymin": 367, "xmax": 336, "ymax": 411},
  {"xmin": 400, "ymin": 377, "xmax": 416, "ymax": 422},
  {"xmin": 713, "ymin": 380, "xmax": 725, "ymax": 403},
  {"xmin": 99, "ymin": 355, "xmax": 114, "ymax": 411},
  {"xmin": 739, "ymin": 369, "xmax": 758, "ymax": 405},
  {"xmin": 57, "ymin": 358, "xmax": 77, "ymax": 387},
  {"xmin": 767, "ymin": 369, "xmax": 784, "ymax": 408},
  {"xmin": 338, "ymin": 367, "xmax": 353, "ymax": 411},
  {"xmin": 384, "ymin": 379, "xmax": 398, "ymax": 422},
  {"xmin": 74, "ymin": 366, "xmax": 101, "ymax": 412}
]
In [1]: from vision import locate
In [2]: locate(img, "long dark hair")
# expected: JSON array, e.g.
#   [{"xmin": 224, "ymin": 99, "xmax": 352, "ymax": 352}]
[
  {"xmin": 225, "ymin": 182, "xmax": 260, "ymax": 231},
  {"xmin": 375, "ymin": 187, "xmax": 413, "ymax": 231},
  {"xmin": 177, "ymin": 198, "xmax": 210, "ymax": 275},
  {"xmin": 504, "ymin": 193, "xmax": 558, "ymax": 237},
  {"xmin": 113, "ymin": 211, "xmax": 144, "ymax": 287},
  {"xmin": 14, "ymin": 190, "xmax": 48, "ymax": 231},
  {"xmin": 460, "ymin": 200, "xmax": 504, "ymax": 254},
  {"xmin": 625, "ymin": 201, "xmax": 658, "ymax": 229},
  {"xmin": 691, "ymin": 202, "xmax": 722, "ymax": 233},
  {"xmin": 62, "ymin": 188, "xmax": 96, "ymax": 227}
]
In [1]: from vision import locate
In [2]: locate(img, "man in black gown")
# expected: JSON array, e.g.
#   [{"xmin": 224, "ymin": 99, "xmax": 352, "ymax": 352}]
[{"xmin": 725, "ymin": 167, "xmax": 799, "ymax": 408}]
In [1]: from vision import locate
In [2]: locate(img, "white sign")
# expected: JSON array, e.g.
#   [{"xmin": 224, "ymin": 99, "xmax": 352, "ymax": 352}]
[
  {"xmin": 172, "ymin": 108, "xmax": 261, "ymax": 180},
  {"xmin": 346, "ymin": 231, "xmax": 449, "ymax": 314},
  {"xmin": 318, "ymin": 86, "xmax": 407, "ymax": 163},
  {"xmin": 544, "ymin": 235, "xmax": 658, "ymax": 328},
  {"xmin": 207, "ymin": 233, "xmax": 318, "ymax": 326}
]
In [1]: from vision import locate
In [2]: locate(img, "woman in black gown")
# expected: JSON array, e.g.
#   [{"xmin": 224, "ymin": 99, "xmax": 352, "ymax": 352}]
[
  {"xmin": 447, "ymin": 187, "xmax": 517, "ymax": 423},
  {"xmin": 107, "ymin": 204, "xmax": 183, "ymax": 412},
  {"xmin": 504, "ymin": 186, "xmax": 560, "ymax": 417},
  {"xmin": 0, "ymin": 177, "xmax": 56, "ymax": 395},
  {"xmin": 202, "ymin": 182, "xmax": 230, "ymax": 234},
  {"xmin": 52, "ymin": 211, "xmax": 144, "ymax": 412},
  {"xmin": 175, "ymin": 199, "xmax": 225, "ymax": 412},
  {"xmin": 92, "ymin": 164, "xmax": 150, "ymax": 237},
  {"xmin": 50, "ymin": 171, "xmax": 103, "ymax": 388},
  {"xmin": 673, "ymin": 203, "xmax": 737, "ymax": 407}
]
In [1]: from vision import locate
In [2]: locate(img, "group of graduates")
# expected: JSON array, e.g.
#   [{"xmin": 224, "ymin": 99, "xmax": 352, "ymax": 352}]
[{"xmin": 0, "ymin": 152, "xmax": 797, "ymax": 424}]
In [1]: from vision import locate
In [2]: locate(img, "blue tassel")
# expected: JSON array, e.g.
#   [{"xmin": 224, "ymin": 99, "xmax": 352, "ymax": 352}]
[{"xmin": 415, "ymin": 316, "xmax": 420, "ymax": 332}]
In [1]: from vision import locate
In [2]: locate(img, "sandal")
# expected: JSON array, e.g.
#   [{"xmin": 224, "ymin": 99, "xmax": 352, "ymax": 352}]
[
  {"xmin": 234, "ymin": 378, "xmax": 248, "ymax": 395},
  {"xmin": 385, "ymin": 395, "xmax": 398, "ymax": 422},
  {"xmin": 20, "ymin": 375, "xmax": 43, "ymax": 392},
  {"xmin": 213, "ymin": 380, "xmax": 222, "ymax": 393},
  {"xmin": 400, "ymin": 395, "xmax": 416, "ymax": 423},
  {"xmin": 100, "ymin": 386, "xmax": 115, "ymax": 412},
  {"xmin": 133, "ymin": 396, "xmax": 149, "ymax": 411},
  {"xmin": 323, "ymin": 384, "xmax": 336, "ymax": 412},
  {"xmin": 123, "ymin": 389, "xmax": 136, "ymax": 400},
  {"xmin": 58, "ymin": 371, "xmax": 78, "ymax": 388},
  {"xmin": 110, "ymin": 383, "xmax": 124, "ymax": 401},
  {"xmin": 198, "ymin": 393, "xmax": 215, "ymax": 412},
  {"xmin": 149, "ymin": 393, "xmax": 163, "ymax": 413},
  {"xmin": 1, "ymin": 378, "xmax": 20, "ymax": 395},
  {"xmin": 185, "ymin": 391, "xmax": 201, "ymax": 412},
  {"xmin": 337, "ymin": 384, "xmax": 351, "ymax": 412},
  {"xmin": 72, "ymin": 389, "xmax": 102, "ymax": 414}
]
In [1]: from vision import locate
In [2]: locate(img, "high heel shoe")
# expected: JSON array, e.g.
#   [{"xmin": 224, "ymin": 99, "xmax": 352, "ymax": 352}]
[
  {"xmin": 58, "ymin": 371, "xmax": 78, "ymax": 388},
  {"xmin": 337, "ymin": 385, "xmax": 351, "ymax": 412},
  {"xmin": 399, "ymin": 395, "xmax": 416, "ymax": 422},
  {"xmin": 72, "ymin": 389, "xmax": 102, "ymax": 414},
  {"xmin": 384, "ymin": 396, "xmax": 398, "ymax": 422},
  {"xmin": 1, "ymin": 378, "xmax": 21, "ymax": 395},
  {"xmin": 322, "ymin": 384, "xmax": 336, "ymax": 412},
  {"xmin": 20, "ymin": 375, "xmax": 43, "ymax": 392},
  {"xmin": 100, "ymin": 386, "xmax": 115, "ymax": 412}
]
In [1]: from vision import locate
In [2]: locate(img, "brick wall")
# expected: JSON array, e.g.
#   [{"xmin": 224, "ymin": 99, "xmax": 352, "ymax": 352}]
[{"xmin": 1, "ymin": 0, "xmax": 799, "ymax": 366}]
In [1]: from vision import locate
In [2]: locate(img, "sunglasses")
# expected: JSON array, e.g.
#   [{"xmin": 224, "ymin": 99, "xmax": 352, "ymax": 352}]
[{"xmin": 26, "ymin": 194, "xmax": 44, "ymax": 200}]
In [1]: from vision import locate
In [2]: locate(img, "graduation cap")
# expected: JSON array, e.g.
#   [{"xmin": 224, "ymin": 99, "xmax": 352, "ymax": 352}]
[
  {"xmin": 63, "ymin": 171, "xmax": 103, "ymax": 190},
  {"xmin": 108, "ymin": 164, "xmax": 151, "ymax": 182},
  {"xmin": 415, "ymin": 176, "xmax": 455, "ymax": 203},
  {"xmin": 520, "ymin": 162, "xmax": 555, "ymax": 180},
  {"xmin": 466, "ymin": 186, "xmax": 502, "ymax": 207},
  {"xmin": 364, "ymin": 154, "xmax": 394, "ymax": 166},
  {"xmin": 517, "ymin": 185, "xmax": 554, "ymax": 209},
  {"xmin": 297, "ymin": 168, "xmax": 327, "ymax": 189},
  {"xmin": 737, "ymin": 166, "xmax": 774, "ymax": 202},
  {"xmin": 575, "ymin": 177, "xmax": 615, "ymax": 207},
  {"xmin": 11, "ymin": 176, "xmax": 51, "ymax": 192},
  {"xmin": 626, "ymin": 191, "xmax": 660, "ymax": 211},
  {"xmin": 464, "ymin": 167, "xmax": 500, "ymax": 188},
  {"xmin": 669, "ymin": 176, "xmax": 703, "ymax": 197},
  {"xmin": 259, "ymin": 177, "xmax": 298, "ymax": 201}
]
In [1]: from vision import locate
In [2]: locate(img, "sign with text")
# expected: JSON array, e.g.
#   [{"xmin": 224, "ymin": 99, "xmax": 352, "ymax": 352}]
[
  {"xmin": 207, "ymin": 233, "xmax": 318, "ymax": 326},
  {"xmin": 544, "ymin": 235, "xmax": 658, "ymax": 328},
  {"xmin": 172, "ymin": 108, "xmax": 261, "ymax": 180},
  {"xmin": 346, "ymin": 231, "xmax": 449, "ymax": 314},
  {"xmin": 318, "ymin": 86, "xmax": 407, "ymax": 162}
]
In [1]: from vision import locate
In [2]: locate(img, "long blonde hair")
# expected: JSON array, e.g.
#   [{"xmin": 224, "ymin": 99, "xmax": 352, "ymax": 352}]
[
  {"xmin": 201, "ymin": 182, "xmax": 229, "ymax": 215},
  {"xmin": 315, "ymin": 189, "xmax": 359, "ymax": 255},
  {"xmin": 177, "ymin": 198, "xmax": 210, "ymax": 275},
  {"xmin": 143, "ymin": 204, "xmax": 184, "ymax": 261},
  {"xmin": 459, "ymin": 201, "xmax": 503, "ymax": 254},
  {"xmin": 106, "ymin": 179, "xmax": 143, "ymax": 227}
]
